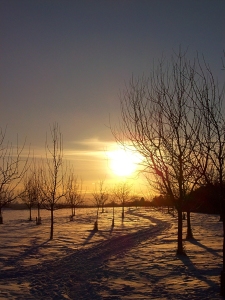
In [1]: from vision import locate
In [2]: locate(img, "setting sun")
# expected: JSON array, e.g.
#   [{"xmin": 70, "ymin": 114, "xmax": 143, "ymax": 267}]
[{"xmin": 108, "ymin": 146, "xmax": 143, "ymax": 177}]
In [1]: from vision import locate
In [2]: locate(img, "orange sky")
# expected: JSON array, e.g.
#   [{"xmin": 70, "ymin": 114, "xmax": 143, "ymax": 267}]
[{"xmin": 63, "ymin": 139, "xmax": 148, "ymax": 195}]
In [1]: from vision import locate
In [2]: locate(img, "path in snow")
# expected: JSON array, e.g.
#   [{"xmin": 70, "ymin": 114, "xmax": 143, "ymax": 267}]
[
  {"xmin": 0, "ymin": 208, "xmax": 223, "ymax": 299},
  {"xmin": 98, "ymin": 210, "xmax": 223, "ymax": 300},
  {"xmin": 0, "ymin": 211, "xmax": 169, "ymax": 299}
]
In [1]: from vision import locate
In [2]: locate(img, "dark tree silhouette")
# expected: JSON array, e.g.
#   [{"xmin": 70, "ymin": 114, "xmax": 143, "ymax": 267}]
[
  {"xmin": 0, "ymin": 127, "xmax": 28, "ymax": 224},
  {"xmin": 113, "ymin": 182, "xmax": 132, "ymax": 221},
  {"xmin": 112, "ymin": 50, "xmax": 220, "ymax": 255},
  {"xmin": 65, "ymin": 170, "xmax": 85, "ymax": 220},
  {"xmin": 197, "ymin": 62, "xmax": 225, "ymax": 294},
  {"xmin": 20, "ymin": 161, "xmax": 43, "ymax": 224},
  {"xmin": 41, "ymin": 123, "xmax": 67, "ymax": 239},
  {"xmin": 20, "ymin": 175, "xmax": 37, "ymax": 221},
  {"xmin": 92, "ymin": 180, "xmax": 109, "ymax": 231}
]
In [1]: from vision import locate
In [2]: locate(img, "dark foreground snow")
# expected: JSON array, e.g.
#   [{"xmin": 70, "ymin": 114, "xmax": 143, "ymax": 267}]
[{"xmin": 0, "ymin": 207, "xmax": 223, "ymax": 299}]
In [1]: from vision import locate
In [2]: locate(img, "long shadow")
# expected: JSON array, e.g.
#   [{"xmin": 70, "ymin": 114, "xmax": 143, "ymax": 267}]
[
  {"xmin": 187, "ymin": 238, "xmax": 222, "ymax": 258},
  {"xmin": 3, "ymin": 239, "xmax": 50, "ymax": 268},
  {"xmin": 178, "ymin": 254, "xmax": 220, "ymax": 291},
  {"xmin": 82, "ymin": 216, "xmax": 126, "ymax": 246},
  {"xmin": 0, "ymin": 217, "xmax": 171, "ymax": 299},
  {"xmin": 130, "ymin": 209, "xmax": 221, "ymax": 294},
  {"xmin": 109, "ymin": 224, "xmax": 114, "ymax": 234},
  {"xmin": 130, "ymin": 210, "xmax": 221, "ymax": 258},
  {"xmin": 127, "ymin": 209, "xmax": 169, "ymax": 226},
  {"xmin": 82, "ymin": 229, "xmax": 97, "ymax": 246}
]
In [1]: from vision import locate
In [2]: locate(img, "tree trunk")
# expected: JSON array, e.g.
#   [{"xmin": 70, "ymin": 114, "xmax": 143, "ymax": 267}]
[
  {"xmin": 177, "ymin": 207, "xmax": 185, "ymax": 255},
  {"xmin": 36, "ymin": 203, "xmax": 41, "ymax": 225},
  {"xmin": 94, "ymin": 207, "xmax": 99, "ymax": 231},
  {"xmin": 186, "ymin": 210, "xmax": 193, "ymax": 240},
  {"xmin": 122, "ymin": 206, "xmax": 124, "ymax": 221},
  {"xmin": 72, "ymin": 206, "xmax": 75, "ymax": 216},
  {"xmin": 94, "ymin": 220, "xmax": 98, "ymax": 231},
  {"xmin": 50, "ymin": 205, "xmax": 54, "ymax": 240},
  {"xmin": 112, "ymin": 205, "xmax": 115, "ymax": 227},
  {"xmin": 0, "ymin": 208, "xmax": 3, "ymax": 224},
  {"xmin": 219, "ymin": 199, "xmax": 223, "ymax": 221},
  {"xmin": 29, "ymin": 206, "xmax": 32, "ymax": 221},
  {"xmin": 38, "ymin": 203, "xmax": 41, "ymax": 219},
  {"xmin": 220, "ymin": 204, "xmax": 225, "ymax": 296}
]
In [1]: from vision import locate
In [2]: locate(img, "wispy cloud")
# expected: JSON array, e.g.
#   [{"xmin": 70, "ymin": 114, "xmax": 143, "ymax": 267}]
[{"xmin": 64, "ymin": 138, "xmax": 117, "ymax": 160}]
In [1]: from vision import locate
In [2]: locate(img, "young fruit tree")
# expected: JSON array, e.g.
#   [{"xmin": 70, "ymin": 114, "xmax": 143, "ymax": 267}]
[
  {"xmin": 0, "ymin": 127, "xmax": 28, "ymax": 224},
  {"xmin": 92, "ymin": 180, "xmax": 109, "ymax": 231},
  {"xmin": 113, "ymin": 181, "xmax": 132, "ymax": 221},
  {"xmin": 34, "ymin": 165, "xmax": 44, "ymax": 225},
  {"xmin": 20, "ymin": 175, "xmax": 37, "ymax": 221},
  {"xmin": 20, "ymin": 161, "xmax": 43, "ymax": 224},
  {"xmin": 65, "ymin": 170, "xmax": 85, "ymax": 221},
  {"xmin": 41, "ymin": 123, "xmax": 67, "ymax": 239}
]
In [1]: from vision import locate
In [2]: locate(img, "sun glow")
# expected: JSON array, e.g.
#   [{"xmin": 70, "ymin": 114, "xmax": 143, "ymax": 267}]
[{"xmin": 108, "ymin": 146, "xmax": 143, "ymax": 177}]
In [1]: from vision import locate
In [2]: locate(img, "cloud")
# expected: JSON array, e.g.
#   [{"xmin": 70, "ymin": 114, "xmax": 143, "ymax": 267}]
[{"xmin": 65, "ymin": 138, "xmax": 117, "ymax": 158}]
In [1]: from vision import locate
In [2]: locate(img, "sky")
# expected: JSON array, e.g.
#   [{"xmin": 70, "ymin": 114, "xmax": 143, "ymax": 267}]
[{"xmin": 1, "ymin": 0, "xmax": 225, "ymax": 194}]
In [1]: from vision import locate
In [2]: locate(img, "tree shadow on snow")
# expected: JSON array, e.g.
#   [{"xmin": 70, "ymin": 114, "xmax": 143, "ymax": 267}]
[
  {"xmin": 188, "ymin": 238, "xmax": 222, "ymax": 258},
  {"xmin": 178, "ymin": 253, "xmax": 220, "ymax": 291},
  {"xmin": 127, "ymin": 209, "xmax": 167, "ymax": 226},
  {"xmin": 4, "ymin": 238, "xmax": 51, "ymax": 268},
  {"xmin": 82, "ymin": 230, "xmax": 97, "ymax": 246}
]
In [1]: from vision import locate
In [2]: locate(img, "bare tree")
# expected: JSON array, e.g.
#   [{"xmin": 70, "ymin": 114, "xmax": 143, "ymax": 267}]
[
  {"xmin": 198, "ymin": 64, "xmax": 225, "ymax": 294},
  {"xmin": 0, "ymin": 127, "xmax": 28, "ymax": 223},
  {"xmin": 113, "ymin": 182, "xmax": 132, "ymax": 221},
  {"xmin": 34, "ymin": 165, "xmax": 44, "ymax": 225},
  {"xmin": 41, "ymin": 123, "xmax": 66, "ymax": 239},
  {"xmin": 92, "ymin": 180, "xmax": 109, "ymax": 231},
  {"xmin": 65, "ymin": 170, "xmax": 85, "ymax": 221},
  {"xmin": 20, "ymin": 161, "xmax": 43, "ymax": 224},
  {"xmin": 112, "ymin": 50, "xmax": 216, "ymax": 255},
  {"xmin": 20, "ymin": 175, "xmax": 37, "ymax": 221}
]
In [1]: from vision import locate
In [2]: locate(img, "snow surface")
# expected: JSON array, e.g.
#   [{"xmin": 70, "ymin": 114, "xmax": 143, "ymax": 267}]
[{"xmin": 0, "ymin": 207, "xmax": 223, "ymax": 299}]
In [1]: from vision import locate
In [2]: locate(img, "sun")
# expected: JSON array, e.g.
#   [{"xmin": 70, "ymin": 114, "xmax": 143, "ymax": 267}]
[{"xmin": 108, "ymin": 146, "xmax": 143, "ymax": 177}]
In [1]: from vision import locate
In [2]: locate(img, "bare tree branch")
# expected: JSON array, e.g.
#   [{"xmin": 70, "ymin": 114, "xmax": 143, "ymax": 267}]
[
  {"xmin": 0, "ymin": 128, "xmax": 29, "ymax": 223},
  {"xmin": 111, "ymin": 49, "xmax": 222, "ymax": 255},
  {"xmin": 41, "ymin": 123, "xmax": 67, "ymax": 239}
]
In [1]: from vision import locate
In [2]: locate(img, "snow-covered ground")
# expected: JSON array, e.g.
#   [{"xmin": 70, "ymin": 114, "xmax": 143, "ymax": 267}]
[{"xmin": 0, "ymin": 207, "xmax": 223, "ymax": 299}]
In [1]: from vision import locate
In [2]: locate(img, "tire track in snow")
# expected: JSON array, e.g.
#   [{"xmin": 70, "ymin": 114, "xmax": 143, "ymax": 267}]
[{"xmin": 0, "ymin": 215, "xmax": 171, "ymax": 299}]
